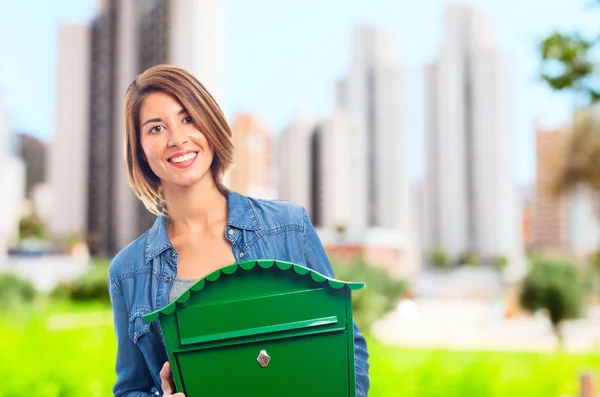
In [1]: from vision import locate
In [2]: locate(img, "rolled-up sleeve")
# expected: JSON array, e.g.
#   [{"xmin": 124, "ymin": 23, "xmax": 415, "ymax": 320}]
[{"xmin": 301, "ymin": 208, "xmax": 371, "ymax": 396}]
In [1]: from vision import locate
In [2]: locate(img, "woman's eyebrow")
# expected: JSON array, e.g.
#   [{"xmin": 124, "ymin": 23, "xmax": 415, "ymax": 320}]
[
  {"xmin": 141, "ymin": 109, "xmax": 188, "ymax": 126},
  {"xmin": 141, "ymin": 117, "xmax": 162, "ymax": 126}
]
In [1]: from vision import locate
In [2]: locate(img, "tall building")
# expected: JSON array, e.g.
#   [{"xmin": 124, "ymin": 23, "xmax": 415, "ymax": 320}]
[
  {"xmin": 15, "ymin": 133, "xmax": 47, "ymax": 198},
  {"xmin": 424, "ymin": 4, "xmax": 522, "ymax": 265},
  {"xmin": 50, "ymin": 0, "xmax": 224, "ymax": 255},
  {"xmin": 169, "ymin": 0, "xmax": 223, "ymax": 103},
  {"xmin": 228, "ymin": 113, "xmax": 276, "ymax": 198},
  {"xmin": 278, "ymin": 112, "xmax": 354, "ymax": 229},
  {"xmin": 0, "ymin": 96, "xmax": 25, "ymax": 265},
  {"xmin": 531, "ymin": 121, "xmax": 600, "ymax": 256},
  {"xmin": 531, "ymin": 124, "xmax": 569, "ymax": 250},
  {"xmin": 335, "ymin": 26, "xmax": 409, "ymax": 235},
  {"xmin": 49, "ymin": 24, "xmax": 90, "ymax": 242},
  {"xmin": 567, "ymin": 187, "xmax": 600, "ymax": 255},
  {"xmin": 277, "ymin": 115, "xmax": 315, "ymax": 215}
]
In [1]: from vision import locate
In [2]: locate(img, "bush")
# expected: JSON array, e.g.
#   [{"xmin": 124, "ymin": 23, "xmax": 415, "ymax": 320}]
[
  {"xmin": 332, "ymin": 259, "xmax": 407, "ymax": 330},
  {"xmin": 427, "ymin": 248, "xmax": 450, "ymax": 269},
  {"xmin": 457, "ymin": 251, "xmax": 480, "ymax": 267},
  {"xmin": 493, "ymin": 254, "xmax": 509, "ymax": 270},
  {"xmin": 19, "ymin": 213, "xmax": 47, "ymax": 240},
  {"xmin": 51, "ymin": 258, "xmax": 110, "ymax": 303},
  {"xmin": 519, "ymin": 258, "xmax": 586, "ymax": 347},
  {"xmin": 0, "ymin": 272, "xmax": 36, "ymax": 311}
]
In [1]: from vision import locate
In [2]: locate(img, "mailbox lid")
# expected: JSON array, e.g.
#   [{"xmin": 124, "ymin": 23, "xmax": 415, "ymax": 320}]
[
  {"xmin": 176, "ymin": 329, "xmax": 351, "ymax": 397},
  {"xmin": 142, "ymin": 260, "xmax": 365, "ymax": 324},
  {"xmin": 176, "ymin": 287, "xmax": 346, "ymax": 346}
]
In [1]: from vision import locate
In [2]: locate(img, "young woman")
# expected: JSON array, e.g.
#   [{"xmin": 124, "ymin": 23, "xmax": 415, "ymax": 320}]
[{"xmin": 109, "ymin": 64, "xmax": 370, "ymax": 397}]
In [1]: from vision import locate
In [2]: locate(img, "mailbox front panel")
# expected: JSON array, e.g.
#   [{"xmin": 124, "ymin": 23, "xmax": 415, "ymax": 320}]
[{"xmin": 176, "ymin": 329, "xmax": 351, "ymax": 397}]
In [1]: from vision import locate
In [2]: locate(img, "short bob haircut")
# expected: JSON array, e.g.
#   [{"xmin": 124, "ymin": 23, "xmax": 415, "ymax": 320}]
[{"xmin": 123, "ymin": 65, "xmax": 233, "ymax": 216}]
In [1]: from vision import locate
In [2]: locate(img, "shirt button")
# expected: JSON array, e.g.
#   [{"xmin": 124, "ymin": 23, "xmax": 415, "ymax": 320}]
[
  {"xmin": 228, "ymin": 229, "xmax": 235, "ymax": 235},
  {"xmin": 239, "ymin": 251, "xmax": 245, "ymax": 258},
  {"xmin": 165, "ymin": 276, "xmax": 172, "ymax": 283},
  {"xmin": 169, "ymin": 251, "xmax": 176, "ymax": 258}
]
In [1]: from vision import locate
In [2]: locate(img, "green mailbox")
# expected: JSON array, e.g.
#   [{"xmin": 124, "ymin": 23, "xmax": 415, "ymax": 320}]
[{"xmin": 142, "ymin": 259, "xmax": 364, "ymax": 397}]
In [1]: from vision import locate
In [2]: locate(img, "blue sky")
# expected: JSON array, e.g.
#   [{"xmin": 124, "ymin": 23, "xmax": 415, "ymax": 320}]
[{"xmin": 0, "ymin": 0, "xmax": 597, "ymax": 184}]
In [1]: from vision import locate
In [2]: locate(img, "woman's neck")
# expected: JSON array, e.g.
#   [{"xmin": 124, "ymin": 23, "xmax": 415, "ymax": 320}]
[{"xmin": 162, "ymin": 176, "xmax": 228, "ymax": 236}]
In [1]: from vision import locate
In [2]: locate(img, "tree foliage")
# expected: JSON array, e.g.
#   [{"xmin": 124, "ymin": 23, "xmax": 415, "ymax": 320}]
[
  {"xmin": 519, "ymin": 259, "xmax": 585, "ymax": 347},
  {"xmin": 539, "ymin": 3, "xmax": 600, "ymax": 196}
]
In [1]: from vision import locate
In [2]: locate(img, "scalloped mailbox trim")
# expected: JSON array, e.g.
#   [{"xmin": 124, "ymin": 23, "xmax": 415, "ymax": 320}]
[{"xmin": 142, "ymin": 260, "xmax": 365, "ymax": 323}]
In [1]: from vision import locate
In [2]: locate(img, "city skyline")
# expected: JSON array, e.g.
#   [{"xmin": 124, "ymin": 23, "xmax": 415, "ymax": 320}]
[
  {"xmin": 277, "ymin": 25, "xmax": 418, "ymax": 276},
  {"xmin": 1, "ymin": 0, "xmax": 597, "ymax": 186}
]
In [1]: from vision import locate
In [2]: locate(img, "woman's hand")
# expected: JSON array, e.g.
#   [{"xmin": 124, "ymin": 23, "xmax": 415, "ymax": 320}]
[{"xmin": 160, "ymin": 362, "xmax": 186, "ymax": 397}]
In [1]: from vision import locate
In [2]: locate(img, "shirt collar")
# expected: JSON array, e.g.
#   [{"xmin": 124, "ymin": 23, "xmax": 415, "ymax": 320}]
[{"xmin": 144, "ymin": 191, "xmax": 260, "ymax": 263}]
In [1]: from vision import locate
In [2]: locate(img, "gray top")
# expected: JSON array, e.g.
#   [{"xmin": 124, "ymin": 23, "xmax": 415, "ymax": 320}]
[{"xmin": 168, "ymin": 277, "xmax": 199, "ymax": 303}]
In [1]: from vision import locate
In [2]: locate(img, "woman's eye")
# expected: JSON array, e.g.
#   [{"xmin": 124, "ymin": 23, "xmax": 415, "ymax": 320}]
[
  {"xmin": 149, "ymin": 125, "xmax": 164, "ymax": 134},
  {"xmin": 183, "ymin": 116, "xmax": 193, "ymax": 124}
]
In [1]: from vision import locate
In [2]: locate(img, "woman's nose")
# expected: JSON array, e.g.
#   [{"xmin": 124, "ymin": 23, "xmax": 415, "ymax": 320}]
[{"xmin": 167, "ymin": 125, "xmax": 189, "ymax": 147}]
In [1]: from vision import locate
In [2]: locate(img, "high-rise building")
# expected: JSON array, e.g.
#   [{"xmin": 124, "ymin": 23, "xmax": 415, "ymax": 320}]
[
  {"xmin": 228, "ymin": 113, "xmax": 276, "ymax": 199},
  {"xmin": 278, "ymin": 112, "xmax": 354, "ymax": 229},
  {"xmin": 277, "ymin": 115, "xmax": 315, "ymax": 215},
  {"xmin": 0, "ymin": 93, "xmax": 25, "ymax": 265},
  {"xmin": 424, "ymin": 4, "xmax": 522, "ymax": 265},
  {"xmin": 15, "ymin": 133, "xmax": 47, "ymax": 198},
  {"xmin": 168, "ymin": 0, "xmax": 223, "ymax": 103},
  {"xmin": 567, "ymin": 187, "xmax": 600, "ymax": 255},
  {"xmin": 49, "ymin": 24, "xmax": 90, "ymax": 242},
  {"xmin": 336, "ymin": 26, "xmax": 409, "ymax": 235},
  {"xmin": 531, "ymin": 121, "xmax": 600, "ymax": 256},
  {"xmin": 51, "ymin": 0, "xmax": 224, "ymax": 255},
  {"xmin": 531, "ymin": 124, "xmax": 569, "ymax": 250}
]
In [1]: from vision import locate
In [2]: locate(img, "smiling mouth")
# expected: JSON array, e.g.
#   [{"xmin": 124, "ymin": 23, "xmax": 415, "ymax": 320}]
[{"xmin": 168, "ymin": 152, "xmax": 198, "ymax": 164}]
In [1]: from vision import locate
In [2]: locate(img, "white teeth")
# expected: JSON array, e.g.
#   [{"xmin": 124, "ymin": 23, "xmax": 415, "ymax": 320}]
[{"xmin": 169, "ymin": 152, "xmax": 197, "ymax": 163}]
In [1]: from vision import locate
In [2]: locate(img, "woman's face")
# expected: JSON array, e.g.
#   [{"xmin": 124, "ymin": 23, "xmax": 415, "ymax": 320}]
[{"xmin": 138, "ymin": 91, "xmax": 215, "ymax": 189}]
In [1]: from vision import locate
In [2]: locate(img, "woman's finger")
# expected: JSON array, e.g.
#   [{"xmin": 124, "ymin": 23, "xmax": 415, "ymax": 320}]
[{"xmin": 160, "ymin": 362, "xmax": 174, "ymax": 395}]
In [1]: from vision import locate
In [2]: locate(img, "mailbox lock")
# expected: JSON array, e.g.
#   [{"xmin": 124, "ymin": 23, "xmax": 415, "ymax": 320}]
[{"xmin": 257, "ymin": 350, "xmax": 271, "ymax": 368}]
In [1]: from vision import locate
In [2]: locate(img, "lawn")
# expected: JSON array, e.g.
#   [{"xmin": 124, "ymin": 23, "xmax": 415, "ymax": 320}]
[
  {"xmin": 0, "ymin": 302, "xmax": 598, "ymax": 396},
  {"xmin": 369, "ymin": 338, "xmax": 600, "ymax": 397}
]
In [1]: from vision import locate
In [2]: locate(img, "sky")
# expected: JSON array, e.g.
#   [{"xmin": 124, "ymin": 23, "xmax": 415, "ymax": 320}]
[{"xmin": 0, "ymin": 0, "xmax": 598, "ymax": 185}]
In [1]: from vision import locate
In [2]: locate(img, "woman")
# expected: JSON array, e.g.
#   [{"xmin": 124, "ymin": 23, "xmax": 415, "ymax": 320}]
[{"xmin": 109, "ymin": 64, "xmax": 370, "ymax": 397}]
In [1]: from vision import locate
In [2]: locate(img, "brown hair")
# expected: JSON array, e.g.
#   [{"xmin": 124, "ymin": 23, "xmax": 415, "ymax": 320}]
[{"xmin": 123, "ymin": 64, "xmax": 233, "ymax": 216}]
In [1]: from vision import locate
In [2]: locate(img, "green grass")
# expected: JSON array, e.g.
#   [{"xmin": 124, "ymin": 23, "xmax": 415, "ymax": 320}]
[
  {"xmin": 0, "ymin": 302, "xmax": 116, "ymax": 397},
  {"xmin": 0, "ymin": 302, "xmax": 598, "ymax": 396},
  {"xmin": 369, "ymin": 336, "xmax": 600, "ymax": 397}
]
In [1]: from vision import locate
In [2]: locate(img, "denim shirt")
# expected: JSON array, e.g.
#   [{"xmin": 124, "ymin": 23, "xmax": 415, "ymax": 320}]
[{"xmin": 109, "ymin": 192, "xmax": 370, "ymax": 397}]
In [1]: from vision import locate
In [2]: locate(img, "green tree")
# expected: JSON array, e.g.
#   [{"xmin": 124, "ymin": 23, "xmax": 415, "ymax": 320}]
[
  {"xmin": 539, "ymin": 2, "xmax": 600, "ymax": 258},
  {"xmin": 519, "ymin": 259, "xmax": 586, "ymax": 348},
  {"xmin": 538, "ymin": 4, "xmax": 600, "ymax": 188}
]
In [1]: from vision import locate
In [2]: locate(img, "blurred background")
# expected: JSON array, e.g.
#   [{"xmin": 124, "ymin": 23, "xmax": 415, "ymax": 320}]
[{"xmin": 1, "ymin": 0, "xmax": 599, "ymax": 396}]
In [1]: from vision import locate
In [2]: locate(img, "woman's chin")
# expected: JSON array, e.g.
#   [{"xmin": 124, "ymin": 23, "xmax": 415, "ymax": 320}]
[{"xmin": 164, "ymin": 174, "xmax": 207, "ymax": 189}]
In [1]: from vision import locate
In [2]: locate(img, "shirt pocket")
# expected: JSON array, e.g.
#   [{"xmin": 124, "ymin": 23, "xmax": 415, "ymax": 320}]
[{"xmin": 128, "ymin": 307, "xmax": 151, "ymax": 344}]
